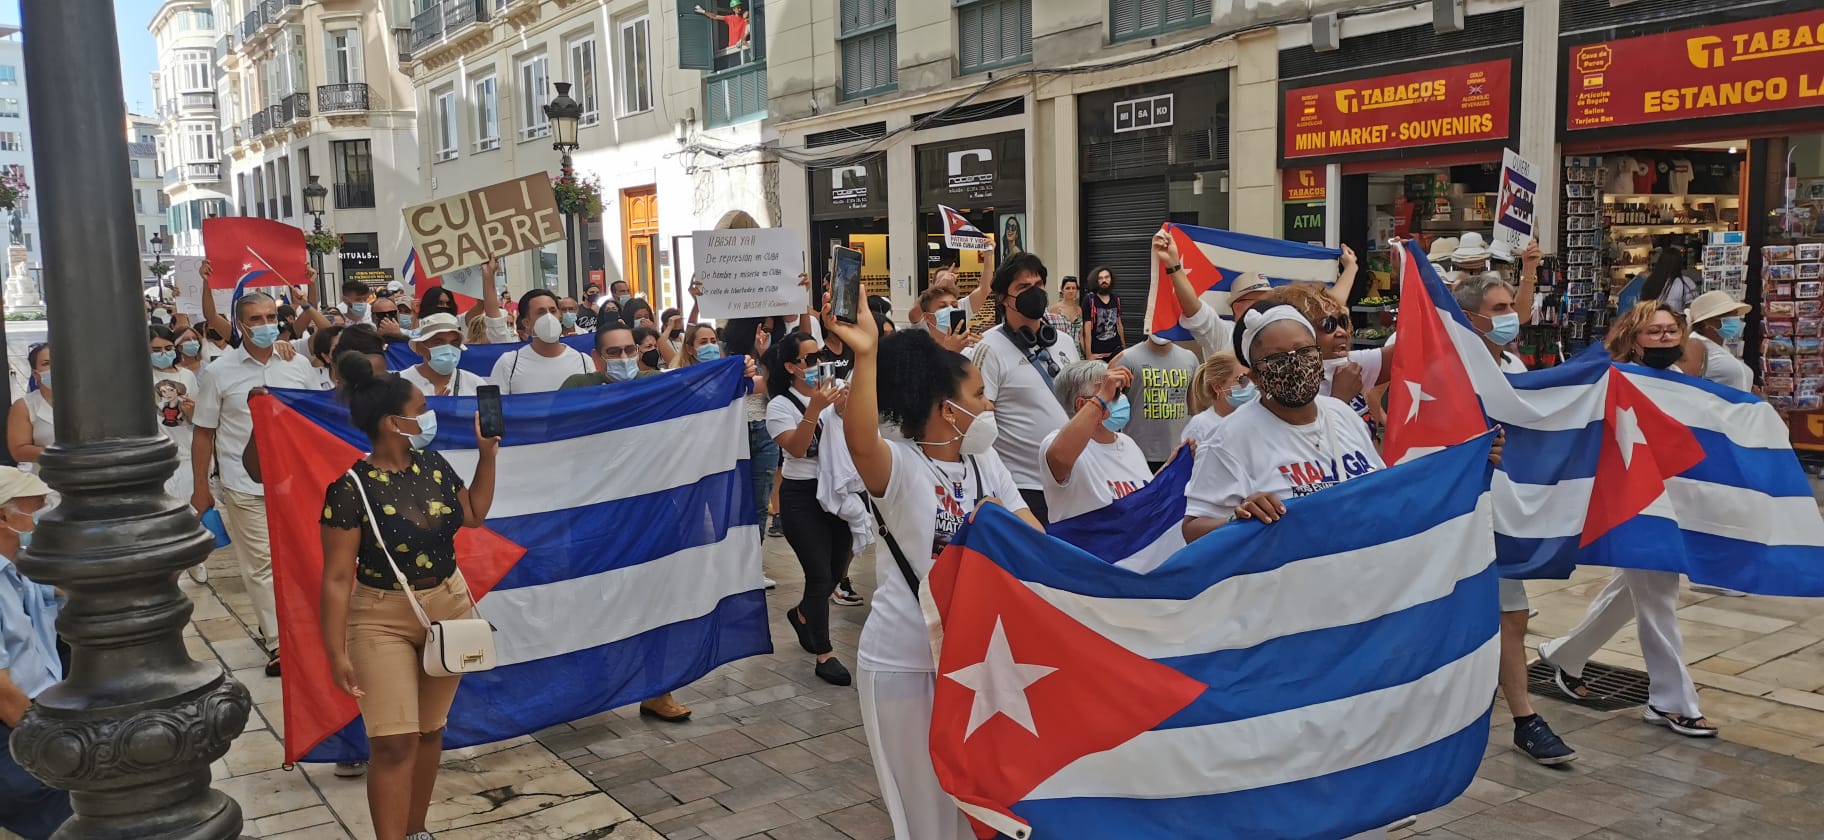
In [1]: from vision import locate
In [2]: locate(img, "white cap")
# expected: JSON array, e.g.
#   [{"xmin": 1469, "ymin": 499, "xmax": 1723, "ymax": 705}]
[{"xmin": 411, "ymin": 312, "xmax": 463, "ymax": 341}]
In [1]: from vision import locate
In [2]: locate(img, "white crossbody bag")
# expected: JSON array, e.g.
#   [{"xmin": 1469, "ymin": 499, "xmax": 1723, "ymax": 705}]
[{"xmin": 344, "ymin": 468, "xmax": 497, "ymax": 677}]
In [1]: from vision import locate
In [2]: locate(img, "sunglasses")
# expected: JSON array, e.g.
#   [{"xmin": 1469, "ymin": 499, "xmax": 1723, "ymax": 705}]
[
  {"xmin": 374, "ymin": 310, "xmax": 400, "ymax": 322},
  {"xmin": 1319, "ymin": 314, "xmax": 1351, "ymax": 333}
]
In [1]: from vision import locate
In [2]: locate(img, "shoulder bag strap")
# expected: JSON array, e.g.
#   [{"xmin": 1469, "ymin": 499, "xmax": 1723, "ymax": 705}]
[
  {"xmin": 343, "ymin": 468, "xmax": 434, "ymax": 629},
  {"xmin": 969, "ymin": 455, "xmax": 984, "ymax": 502},
  {"xmin": 861, "ymin": 492, "xmax": 921, "ymax": 592}
]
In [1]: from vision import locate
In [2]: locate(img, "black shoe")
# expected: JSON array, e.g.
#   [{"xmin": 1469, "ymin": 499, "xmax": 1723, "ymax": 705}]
[
  {"xmin": 815, "ymin": 657, "xmax": 852, "ymax": 686},
  {"xmin": 1513, "ymin": 715, "xmax": 1578, "ymax": 765},
  {"xmin": 788, "ymin": 607, "xmax": 818, "ymax": 654},
  {"xmin": 264, "ymin": 650, "xmax": 281, "ymax": 678},
  {"xmin": 831, "ymin": 578, "xmax": 863, "ymax": 607},
  {"xmin": 767, "ymin": 516, "xmax": 784, "ymax": 538}
]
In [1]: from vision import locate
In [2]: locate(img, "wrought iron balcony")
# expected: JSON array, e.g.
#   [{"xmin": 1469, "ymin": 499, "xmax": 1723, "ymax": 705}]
[
  {"xmin": 250, "ymin": 110, "xmax": 270, "ymax": 136},
  {"xmin": 335, "ymin": 181, "xmax": 376, "ymax": 209},
  {"xmin": 267, "ymin": 103, "xmax": 288, "ymax": 130},
  {"xmin": 127, "ymin": 140, "xmax": 157, "ymax": 158},
  {"xmin": 259, "ymin": 0, "xmax": 282, "ymax": 27},
  {"xmin": 182, "ymin": 91, "xmax": 217, "ymax": 111},
  {"xmin": 222, "ymin": 122, "xmax": 242, "ymax": 149},
  {"xmin": 318, "ymin": 82, "xmax": 369, "ymax": 113},
  {"xmin": 240, "ymin": 8, "xmax": 262, "ymax": 39},
  {"xmin": 283, "ymin": 91, "xmax": 310, "ymax": 121},
  {"xmin": 444, "ymin": 0, "xmax": 490, "ymax": 33},
  {"xmin": 411, "ymin": 3, "xmax": 444, "ymax": 51}
]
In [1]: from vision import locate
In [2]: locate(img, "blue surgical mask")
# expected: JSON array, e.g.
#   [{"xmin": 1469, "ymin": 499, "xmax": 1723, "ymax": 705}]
[
  {"xmin": 605, "ymin": 358, "xmax": 639, "ymax": 382},
  {"xmin": 696, "ymin": 344, "xmax": 722, "ymax": 363},
  {"xmin": 562, "ymin": 311, "xmax": 578, "ymax": 329},
  {"xmin": 1718, "ymin": 317, "xmax": 1745, "ymax": 341},
  {"xmin": 181, "ymin": 340, "xmax": 202, "ymax": 357},
  {"xmin": 1226, "ymin": 382, "xmax": 1259, "ymax": 407},
  {"xmin": 397, "ymin": 411, "xmax": 438, "ymax": 449},
  {"xmin": 616, "ymin": 295, "xmax": 631, "ymax": 306},
  {"xmin": 351, "ymin": 302, "xmax": 369, "ymax": 318},
  {"xmin": 248, "ymin": 324, "xmax": 281, "ymax": 348},
  {"xmin": 1102, "ymin": 394, "xmax": 1131, "ymax": 432},
  {"xmin": 427, "ymin": 344, "xmax": 463, "ymax": 376},
  {"xmin": 8, "ymin": 507, "xmax": 39, "ymax": 550},
  {"xmin": 1483, "ymin": 312, "xmax": 1521, "ymax": 346},
  {"xmin": 399, "ymin": 314, "xmax": 415, "ymax": 329},
  {"xmin": 36, "ymin": 370, "xmax": 50, "ymax": 390},
  {"xmin": 803, "ymin": 364, "xmax": 822, "ymax": 386},
  {"xmin": 151, "ymin": 350, "xmax": 177, "ymax": 369}
]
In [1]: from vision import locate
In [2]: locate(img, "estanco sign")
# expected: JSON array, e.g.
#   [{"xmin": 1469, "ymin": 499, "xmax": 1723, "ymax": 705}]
[
  {"xmin": 1284, "ymin": 59, "xmax": 1512, "ymax": 159},
  {"xmin": 1567, "ymin": 10, "xmax": 1824, "ymax": 131}
]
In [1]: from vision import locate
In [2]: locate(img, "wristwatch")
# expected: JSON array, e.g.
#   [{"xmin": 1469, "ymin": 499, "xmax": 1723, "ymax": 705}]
[{"xmin": 1164, "ymin": 264, "xmax": 1183, "ymax": 275}]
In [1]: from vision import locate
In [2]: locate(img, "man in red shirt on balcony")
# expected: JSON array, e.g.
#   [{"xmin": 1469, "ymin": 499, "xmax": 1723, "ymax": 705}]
[{"xmin": 693, "ymin": 0, "xmax": 751, "ymax": 52}]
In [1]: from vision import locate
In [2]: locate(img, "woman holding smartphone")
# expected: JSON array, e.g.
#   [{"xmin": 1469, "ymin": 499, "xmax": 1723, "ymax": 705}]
[
  {"xmin": 827, "ymin": 302, "xmax": 1039, "ymax": 839},
  {"xmin": 766, "ymin": 332, "xmax": 852, "ymax": 685},
  {"xmin": 318, "ymin": 352, "xmax": 499, "ymax": 840}
]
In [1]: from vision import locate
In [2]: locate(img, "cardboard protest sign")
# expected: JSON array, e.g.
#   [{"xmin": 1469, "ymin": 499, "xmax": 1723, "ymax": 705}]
[
  {"xmin": 690, "ymin": 228, "xmax": 805, "ymax": 319},
  {"xmin": 1491, "ymin": 149, "xmax": 1537, "ymax": 262},
  {"xmin": 403, "ymin": 175, "xmax": 564, "ymax": 276}
]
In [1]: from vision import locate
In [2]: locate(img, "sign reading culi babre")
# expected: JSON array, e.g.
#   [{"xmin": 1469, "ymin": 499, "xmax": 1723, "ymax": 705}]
[
  {"xmin": 1566, "ymin": 10, "xmax": 1824, "ymax": 131},
  {"xmin": 1283, "ymin": 59, "xmax": 1513, "ymax": 159},
  {"xmin": 402, "ymin": 174, "xmax": 565, "ymax": 276}
]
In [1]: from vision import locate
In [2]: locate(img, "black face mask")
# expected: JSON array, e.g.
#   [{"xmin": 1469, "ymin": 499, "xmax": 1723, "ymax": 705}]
[
  {"xmin": 1014, "ymin": 286, "xmax": 1048, "ymax": 320},
  {"xmin": 1639, "ymin": 345, "xmax": 1683, "ymax": 370},
  {"xmin": 640, "ymin": 348, "xmax": 661, "ymax": 369}
]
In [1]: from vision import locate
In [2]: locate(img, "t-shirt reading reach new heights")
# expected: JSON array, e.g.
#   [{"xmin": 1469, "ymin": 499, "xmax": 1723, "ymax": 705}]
[
  {"xmin": 1184, "ymin": 395, "xmax": 1384, "ymax": 521},
  {"xmin": 1038, "ymin": 430, "xmax": 1152, "ymax": 522},
  {"xmin": 858, "ymin": 441, "xmax": 1026, "ymax": 673}
]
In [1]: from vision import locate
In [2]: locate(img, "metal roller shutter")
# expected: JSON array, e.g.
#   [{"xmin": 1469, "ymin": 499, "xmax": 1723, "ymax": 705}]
[{"xmin": 1082, "ymin": 179, "xmax": 1168, "ymax": 345}]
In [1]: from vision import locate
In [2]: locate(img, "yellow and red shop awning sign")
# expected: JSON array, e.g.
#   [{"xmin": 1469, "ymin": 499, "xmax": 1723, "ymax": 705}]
[
  {"xmin": 1283, "ymin": 59, "xmax": 1512, "ymax": 159},
  {"xmin": 1568, "ymin": 10, "xmax": 1824, "ymax": 131}
]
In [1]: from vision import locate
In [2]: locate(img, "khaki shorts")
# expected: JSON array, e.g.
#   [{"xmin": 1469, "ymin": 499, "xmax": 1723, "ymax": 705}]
[{"xmin": 347, "ymin": 575, "xmax": 475, "ymax": 738}]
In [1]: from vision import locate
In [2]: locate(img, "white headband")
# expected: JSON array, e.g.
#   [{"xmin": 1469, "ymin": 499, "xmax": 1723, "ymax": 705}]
[{"xmin": 1238, "ymin": 305, "xmax": 1316, "ymax": 367}]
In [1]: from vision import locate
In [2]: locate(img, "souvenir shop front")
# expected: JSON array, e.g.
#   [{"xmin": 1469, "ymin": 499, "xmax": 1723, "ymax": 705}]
[{"xmin": 1555, "ymin": 1, "xmax": 1824, "ymax": 443}]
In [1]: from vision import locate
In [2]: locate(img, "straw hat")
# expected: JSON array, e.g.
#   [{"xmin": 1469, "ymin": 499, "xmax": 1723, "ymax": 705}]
[
  {"xmin": 1451, "ymin": 232, "xmax": 1491, "ymax": 263},
  {"xmin": 1426, "ymin": 237, "xmax": 1459, "ymax": 263},
  {"xmin": 1686, "ymin": 291, "xmax": 1750, "ymax": 326}
]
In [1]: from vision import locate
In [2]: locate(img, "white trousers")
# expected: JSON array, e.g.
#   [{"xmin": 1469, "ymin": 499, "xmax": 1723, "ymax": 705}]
[
  {"xmin": 1541, "ymin": 569, "xmax": 1701, "ymax": 717},
  {"xmin": 858, "ymin": 668, "xmax": 973, "ymax": 840},
  {"xmin": 216, "ymin": 484, "xmax": 279, "ymax": 642}
]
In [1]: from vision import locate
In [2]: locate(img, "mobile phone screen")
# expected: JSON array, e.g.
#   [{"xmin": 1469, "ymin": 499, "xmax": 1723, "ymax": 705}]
[
  {"xmin": 476, "ymin": 385, "xmax": 505, "ymax": 440},
  {"xmin": 831, "ymin": 246, "xmax": 863, "ymax": 324}
]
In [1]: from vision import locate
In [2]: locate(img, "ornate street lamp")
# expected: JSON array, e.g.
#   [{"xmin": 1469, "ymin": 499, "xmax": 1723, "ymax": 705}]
[
  {"xmin": 148, "ymin": 231, "xmax": 166, "ymax": 296},
  {"xmin": 544, "ymin": 82, "xmax": 584, "ymax": 299},
  {"xmin": 11, "ymin": 1, "xmax": 250, "ymax": 837},
  {"xmin": 304, "ymin": 175, "xmax": 329, "ymax": 306}
]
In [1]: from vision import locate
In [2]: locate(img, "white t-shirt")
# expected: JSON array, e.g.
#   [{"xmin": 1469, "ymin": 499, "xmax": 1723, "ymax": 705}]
[
  {"xmin": 1185, "ymin": 397, "xmax": 1385, "ymax": 522},
  {"xmin": 1038, "ymin": 430, "xmax": 1152, "ymax": 522},
  {"xmin": 1321, "ymin": 348, "xmax": 1386, "ymax": 421},
  {"xmin": 858, "ymin": 441, "xmax": 1026, "ymax": 672},
  {"xmin": 765, "ymin": 392, "xmax": 824, "ymax": 481},
  {"xmin": 1692, "ymin": 333, "xmax": 1751, "ymax": 392},
  {"xmin": 488, "ymin": 344, "xmax": 594, "ymax": 395},
  {"xmin": 1498, "ymin": 350, "xmax": 1528, "ymax": 376},
  {"xmin": 400, "ymin": 364, "xmax": 489, "ymax": 397},
  {"xmin": 1180, "ymin": 301, "xmax": 1236, "ymax": 359},
  {"xmin": 1182, "ymin": 406, "xmax": 1225, "ymax": 449},
  {"xmin": 971, "ymin": 325, "xmax": 1082, "ymax": 490},
  {"xmin": 151, "ymin": 366, "xmax": 198, "ymax": 462}
]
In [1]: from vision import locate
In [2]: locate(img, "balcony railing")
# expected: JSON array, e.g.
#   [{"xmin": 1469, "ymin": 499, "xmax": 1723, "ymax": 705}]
[
  {"xmin": 127, "ymin": 141, "xmax": 157, "ymax": 158},
  {"xmin": 412, "ymin": 0, "xmax": 492, "ymax": 52},
  {"xmin": 251, "ymin": 110, "xmax": 270, "ymax": 136},
  {"xmin": 411, "ymin": 4, "xmax": 444, "ymax": 51},
  {"xmin": 335, "ymin": 182, "xmax": 376, "ymax": 209},
  {"xmin": 185, "ymin": 161, "xmax": 221, "ymax": 182},
  {"xmin": 259, "ymin": 0, "xmax": 283, "ymax": 27},
  {"xmin": 240, "ymin": 8, "xmax": 262, "ymax": 39},
  {"xmin": 318, "ymin": 83, "xmax": 369, "ymax": 113},
  {"xmin": 182, "ymin": 91, "xmax": 217, "ymax": 111},
  {"xmin": 267, "ymin": 103, "xmax": 288, "ymax": 130},
  {"xmin": 222, "ymin": 123, "xmax": 242, "ymax": 149},
  {"xmin": 704, "ymin": 64, "xmax": 768, "ymax": 128},
  {"xmin": 218, "ymin": 32, "xmax": 235, "ymax": 55},
  {"xmin": 283, "ymin": 91, "xmax": 310, "ymax": 121}
]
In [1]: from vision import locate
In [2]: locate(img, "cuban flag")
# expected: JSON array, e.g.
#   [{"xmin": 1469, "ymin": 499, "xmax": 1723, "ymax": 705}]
[
  {"xmin": 1046, "ymin": 452, "xmax": 1190, "ymax": 573},
  {"xmin": 202, "ymin": 217, "xmax": 308, "ymax": 291},
  {"xmin": 927, "ymin": 435, "xmax": 1500, "ymax": 839},
  {"xmin": 1145, "ymin": 224, "xmax": 1340, "ymax": 341},
  {"xmin": 382, "ymin": 333, "xmax": 596, "ymax": 374},
  {"xmin": 253, "ymin": 358, "xmax": 772, "ymax": 763},
  {"xmin": 1394, "ymin": 239, "xmax": 1824, "ymax": 595},
  {"xmin": 941, "ymin": 205, "xmax": 991, "ymax": 251}
]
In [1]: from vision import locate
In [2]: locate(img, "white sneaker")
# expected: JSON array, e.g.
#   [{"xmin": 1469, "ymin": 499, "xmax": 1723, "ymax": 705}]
[
  {"xmin": 333, "ymin": 762, "xmax": 367, "ymax": 778},
  {"xmin": 1691, "ymin": 584, "xmax": 1747, "ymax": 597},
  {"xmin": 186, "ymin": 564, "xmax": 208, "ymax": 584}
]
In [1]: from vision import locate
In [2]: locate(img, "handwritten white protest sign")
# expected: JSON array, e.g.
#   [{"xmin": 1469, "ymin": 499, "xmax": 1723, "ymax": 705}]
[
  {"xmin": 691, "ymin": 228, "xmax": 805, "ymax": 319},
  {"xmin": 1491, "ymin": 148, "xmax": 1537, "ymax": 262}
]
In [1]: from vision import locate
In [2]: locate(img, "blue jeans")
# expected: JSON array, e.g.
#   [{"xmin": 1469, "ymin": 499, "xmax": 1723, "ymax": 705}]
[
  {"xmin": 748, "ymin": 420, "xmax": 781, "ymax": 539},
  {"xmin": 1, "ymin": 723, "xmax": 73, "ymax": 839}
]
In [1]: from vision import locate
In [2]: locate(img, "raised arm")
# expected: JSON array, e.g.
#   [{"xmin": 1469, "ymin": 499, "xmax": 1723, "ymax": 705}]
[
  {"xmin": 1326, "ymin": 245, "xmax": 1359, "ymax": 308},
  {"xmin": 199, "ymin": 262, "xmax": 232, "ymax": 342},
  {"xmin": 458, "ymin": 419, "xmax": 499, "ymax": 527},
  {"xmin": 1045, "ymin": 367, "xmax": 1129, "ymax": 483},
  {"xmin": 1515, "ymin": 239, "xmax": 1540, "ymax": 326},
  {"xmin": 1154, "ymin": 227, "xmax": 1204, "ymax": 318},
  {"xmin": 825, "ymin": 304, "xmax": 891, "ymax": 496}
]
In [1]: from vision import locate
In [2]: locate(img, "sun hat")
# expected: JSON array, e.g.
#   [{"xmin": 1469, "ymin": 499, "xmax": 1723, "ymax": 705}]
[
  {"xmin": 1427, "ymin": 237, "xmax": 1459, "ymax": 264},
  {"xmin": 1685, "ymin": 291, "xmax": 1750, "ymax": 326},
  {"xmin": 411, "ymin": 312, "xmax": 464, "ymax": 341},
  {"xmin": 1451, "ymin": 232, "xmax": 1491, "ymax": 263},
  {"xmin": 0, "ymin": 468, "xmax": 49, "ymax": 507},
  {"xmin": 1230, "ymin": 272, "xmax": 1273, "ymax": 299}
]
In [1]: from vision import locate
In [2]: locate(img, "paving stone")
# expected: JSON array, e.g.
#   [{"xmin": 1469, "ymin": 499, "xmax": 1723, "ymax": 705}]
[
  {"xmin": 1516, "ymin": 787, "xmax": 1639, "ymax": 828},
  {"xmin": 1603, "ymin": 808, "xmax": 1715, "ymax": 839},
  {"xmin": 691, "ymin": 727, "xmax": 769, "ymax": 761},
  {"xmin": 581, "ymin": 754, "xmax": 675, "ymax": 790},
  {"xmin": 752, "ymin": 744, "xmax": 827, "ymax": 776},
  {"xmin": 695, "ymin": 802, "xmax": 798, "ymax": 840},
  {"xmin": 609, "ymin": 780, "xmax": 685, "ymax": 817},
  {"xmin": 711, "ymin": 774, "xmax": 809, "ymax": 812},
  {"xmin": 763, "ymin": 818, "xmax": 852, "ymax": 840},
  {"xmin": 703, "ymin": 755, "xmax": 784, "ymax": 788},
  {"xmin": 653, "ymin": 768, "xmax": 733, "ymax": 803},
  {"xmin": 798, "ymin": 731, "xmax": 870, "ymax": 762},
  {"xmin": 777, "ymin": 782, "xmax": 875, "ymax": 820},
  {"xmin": 641, "ymin": 796, "xmax": 728, "ymax": 827},
  {"xmin": 740, "ymin": 719, "xmax": 814, "ymax": 748},
  {"xmin": 1475, "ymin": 801, "xmax": 1602, "ymax": 839},
  {"xmin": 818, "ymin": 802, "xmax": 893, "ymax": 840},
  {"xmin": 649, "ymin": 741, "xmax": 720, "ymax": 772}
]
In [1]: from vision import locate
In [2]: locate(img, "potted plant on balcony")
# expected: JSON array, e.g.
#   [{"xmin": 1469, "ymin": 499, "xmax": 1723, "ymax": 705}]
[
  {"xmin": 305, "ymin": 230, "xmax": 342, "ymax": 256},
  {"xmin": 552, "ymin": 171, "xmax": 603, "ymax": 220}
]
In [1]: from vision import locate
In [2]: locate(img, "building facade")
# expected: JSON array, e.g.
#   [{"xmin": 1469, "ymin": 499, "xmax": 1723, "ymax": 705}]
[
  {"xmin": 0, "ymin": 26, "xmax": 41, "ymax": 296},
  {"xmin": 213, "ymin": 0, "xmax": 420, "ymax": 291},
  {"xmin": 128, "ymin": 113, "xmax": 170, "ymax": 284},
  {"xmin": 404, "ymin": 0, "xmax": 776, "ymax": 310},
  {"xmin": 150, "ymin": 0, "xmax": 232, "ymax": 259}
]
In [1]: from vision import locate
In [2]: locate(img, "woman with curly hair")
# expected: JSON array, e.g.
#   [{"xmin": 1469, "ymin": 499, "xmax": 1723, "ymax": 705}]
[
  {"xmin": 827, "ymin": 304, "xmax": 1039, "ymax": 840},
  {"xmin": 1261, "ymin": 283, "xmax": 1389, "ymax": 420}
]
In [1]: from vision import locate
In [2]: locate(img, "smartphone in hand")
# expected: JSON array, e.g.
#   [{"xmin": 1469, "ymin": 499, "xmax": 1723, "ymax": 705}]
[
  {"xmin": 476, "ymin": 385, "xmax": 505, "ymax": 439},
  {"xmin": 831, "ymin": 245, "xmax": 863, "ymax": 324}
]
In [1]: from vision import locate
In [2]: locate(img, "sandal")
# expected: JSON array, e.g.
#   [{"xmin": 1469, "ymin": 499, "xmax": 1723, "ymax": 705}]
[
  {"xmin": 1537, "ymin": 644, "xmax": 1591, "ymax": 702},
  {"xmin": 1645, "ymin": 706, "xmax": 1718, "ymax": 737}
]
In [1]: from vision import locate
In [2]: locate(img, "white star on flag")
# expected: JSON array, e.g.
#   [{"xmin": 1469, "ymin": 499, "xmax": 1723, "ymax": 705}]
[
  {"xmin": 1404, "ymin": 380, "xmax": 1435, "ymax": 422},
  {"xmin": 944, "ymin": 616, "xmax": 1058, "ymax": 739},
  {"xmin": 1615, "ymin": 406, "xmax": 1647, "ymax": 469}
]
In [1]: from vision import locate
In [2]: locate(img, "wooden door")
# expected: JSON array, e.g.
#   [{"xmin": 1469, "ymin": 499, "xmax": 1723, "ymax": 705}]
[{"xmin": 620, "ymin": 186, "xmax": 659, "ymax": 301}]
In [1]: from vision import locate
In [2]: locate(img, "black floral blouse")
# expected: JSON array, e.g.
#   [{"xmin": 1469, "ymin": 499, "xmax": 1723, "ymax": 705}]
[{"xmin": 321, "ymin": 449, "xmax": 466, "ymax": 590}]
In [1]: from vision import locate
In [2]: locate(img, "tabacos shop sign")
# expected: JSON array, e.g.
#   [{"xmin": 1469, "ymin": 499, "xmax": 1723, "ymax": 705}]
[
  {"xmin": 1284, "ymin": 59, "xmax": 1512, "ymax": 159},
  {"xmin": 1567, "ymin": 10, "xmax": 1824, "ymax": 131}
]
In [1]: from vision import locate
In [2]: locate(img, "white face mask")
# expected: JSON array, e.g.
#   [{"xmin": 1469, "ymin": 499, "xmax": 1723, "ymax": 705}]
[
  {"xmin": 533, "ymin": 312, "xmax": 563, "ymax": 344},
  {"xmin": 942, "ymin": 401, "xmax": 999, "ymax": 456}
]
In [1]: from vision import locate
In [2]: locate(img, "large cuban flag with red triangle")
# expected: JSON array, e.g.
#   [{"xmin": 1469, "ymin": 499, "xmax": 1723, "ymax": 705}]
[
  {"xmin": 1144, "ymin": 224, "xmax": 1341, "ymax": 341},
  {"xmin": 202, "ymin": 217, "xmax": 309, "ymax": 291},
  {"xmin": 1392, "ymin": 238, "xmax": 1824, "ymax": 594},
  {"xmin": 927, "ymin": 435, "xmax": 1501, "ymax": 840},
  {"xmin": 255, "ymin": 358, "xmax": 772, "ymax": 763}
]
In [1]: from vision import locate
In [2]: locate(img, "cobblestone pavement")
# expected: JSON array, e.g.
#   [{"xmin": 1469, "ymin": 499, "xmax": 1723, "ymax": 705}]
[{"xmin": 17, "ymin": 531, "xmax": 1819, "ymax": 840}]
